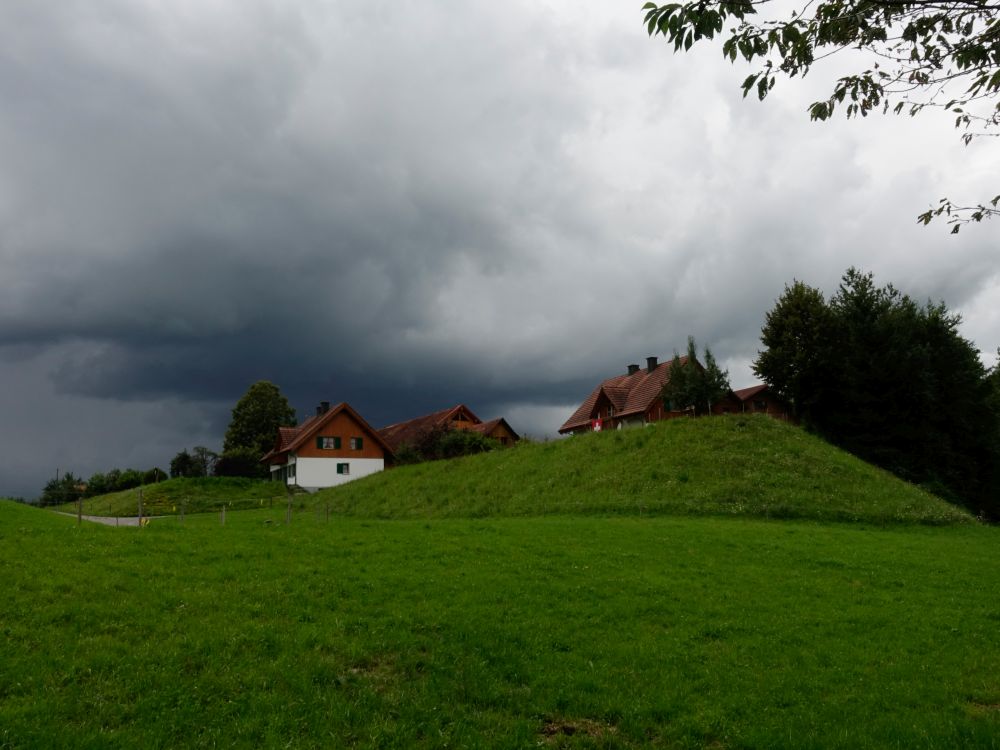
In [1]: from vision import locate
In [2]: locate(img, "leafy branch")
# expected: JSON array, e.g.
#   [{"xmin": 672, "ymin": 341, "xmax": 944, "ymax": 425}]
[{"xmin": 643, "ymin": 0, "xmax": 999, "ymax": 231}]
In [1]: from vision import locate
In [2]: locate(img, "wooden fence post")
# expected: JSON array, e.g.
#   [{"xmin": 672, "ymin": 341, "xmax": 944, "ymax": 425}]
[
  {"xmin": 221, "ymin": 505, "xmax": 226, "ymax": 526},
  {"xmin": 77, "ymin": 497, "xmax": 82, "ymax": 526},
  {"xmin": 138, "ymin": 488, "xmax": 144, "ymax": 524}
]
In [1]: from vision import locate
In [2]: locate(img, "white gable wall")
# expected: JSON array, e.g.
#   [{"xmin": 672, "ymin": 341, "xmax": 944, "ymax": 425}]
[{"xmin": 293, "ymin": 455, "xmax": 384, "ymax": 491}]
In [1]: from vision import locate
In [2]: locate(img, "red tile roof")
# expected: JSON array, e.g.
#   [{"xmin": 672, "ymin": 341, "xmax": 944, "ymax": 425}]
[
  {"xmin": 378, "ymin": 404, "xmax": 481, "ymax": 452},
  {"xmin": 559, "ymin": 357, "xmax": 688, "ymax": 434},
  {"xmin": 468, "ymin": 417, "xmax": 520, "ymax": 441}
]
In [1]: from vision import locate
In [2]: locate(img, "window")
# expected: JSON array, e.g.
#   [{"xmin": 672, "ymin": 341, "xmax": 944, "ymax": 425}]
[
  {"xmin": 317, "ymin": 436, "xmax": 341, "ymax": 450},
  {"xmin": 350, "ymin": 437, "xmax": 363, "ymax": 450},
  {"xmin": 753, "ymin": 400, "xmax": 767, "ymax": 412},
  {"xmin": 336, "ymin": 463, "xmax": 350, "ymax": 475},
  {"xmin": 608, "ymin": 406, "xmax": 615, "ymax": 417},
  {"xmin": 289, "ymin": 464, "xmax": 296, "ymax": 478}
]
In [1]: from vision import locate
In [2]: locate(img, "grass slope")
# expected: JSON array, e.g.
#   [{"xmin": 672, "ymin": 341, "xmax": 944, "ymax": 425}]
[
  {"xmin": 316, "ymin": 415, "xmax": 971, "ymax": 524},
  {"xmin": 2, "ymin": 501, "xmax": 998, "ymax": 748},
  {"xmin": 55, "ymin": 476, "xmax": 287, "ymax": 517}
]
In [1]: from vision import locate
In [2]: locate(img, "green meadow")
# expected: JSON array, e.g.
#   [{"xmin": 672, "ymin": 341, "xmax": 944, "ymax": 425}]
[
  {"xmin": 7, "ymin": 417, "xmax": 999, "ymax": 747},
  {"xmin": 55, "ymin": 476, "xmax": 288, "ymax": 518}
]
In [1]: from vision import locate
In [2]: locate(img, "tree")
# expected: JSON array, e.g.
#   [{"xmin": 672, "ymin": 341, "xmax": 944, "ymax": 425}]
[
  {"xmin": 170, "ymin": 447, "xmax": 218, "ymax": 478},
  {"xmin": 753, "ymin": 280, "xmax": 835, "ymax": 423},
  {"xmin": 754, "ymin": 268, "xmax": 1000, "ymax": 518},
  {"xmin": 39, "ymin": 471, "xmax": 84, "ymax": 507},
  {"xmin": 223, "ymin": 381, "xmax": 296, "ymax": 459},
  {"xmin": 170, "ymin": 450, "xmax": 196, "ymax": 478},
  {"xmin": 214, "ymin": 447, "xmax": 268, "ymax": 479},
  {"xmin": 191, "ymin": 446, "xmax": 219, "ymax": 477},
  {"xmin": 661, "ymin": 336, "xmax": 732, "ymax": 415},
  {"xmin": 642, "ymin": 0, "xmax": 1000, "ymax": 231}
]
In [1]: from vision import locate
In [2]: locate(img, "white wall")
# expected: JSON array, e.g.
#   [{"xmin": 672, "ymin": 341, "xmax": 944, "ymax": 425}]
[{"xmin": 294, "ymin": 456, "xmax": 384, "ymax": 491}]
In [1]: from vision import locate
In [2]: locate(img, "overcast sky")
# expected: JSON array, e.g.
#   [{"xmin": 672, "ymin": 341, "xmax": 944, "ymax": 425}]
[{"xmin": 1, "ymin": 1, "xmax": 996, "ymax": 499}]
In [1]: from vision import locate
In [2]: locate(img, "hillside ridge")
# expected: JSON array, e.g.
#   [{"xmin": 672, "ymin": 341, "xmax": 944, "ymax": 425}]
[{"xmin": 315, "ymin": 415, "xmax": 971, "ymax": 524}]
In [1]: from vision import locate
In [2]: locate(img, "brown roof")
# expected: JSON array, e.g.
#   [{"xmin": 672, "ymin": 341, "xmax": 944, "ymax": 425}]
[
  {"xmin": 378, "ymin": 404, "xmax": 481, "ymax": 452},
  {"xmin": 468, "ymin": 417, "xmax": 520, "ymax": 441},
  {"xmin": 559, "ymin": 356, "xmax": 689, "ymax": 433},
  {"xmin": 261, "ymin": 402, "xmax": 393, "ymax": 463},
  {"xmin": 732, "ymin": 384, "xmax": 769, "ymax": 401}
]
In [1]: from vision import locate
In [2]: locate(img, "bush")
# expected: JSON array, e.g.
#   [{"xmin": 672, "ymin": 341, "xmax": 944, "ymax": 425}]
[{"xmin": 214, "ymin": 448, "xmax": 268, "ymax": 479}]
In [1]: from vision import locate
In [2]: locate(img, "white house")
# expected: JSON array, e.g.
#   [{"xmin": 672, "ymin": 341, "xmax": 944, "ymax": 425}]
[{"xmin": 261, "ymin": 401, "xmax": 393, "ymax": 491}]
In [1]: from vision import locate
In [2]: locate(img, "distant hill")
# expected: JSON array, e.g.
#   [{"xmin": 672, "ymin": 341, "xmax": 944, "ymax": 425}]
[
  {"xmin": 315, "ymin": 415, "xmax": 972, "ymax": 524},
  {"xmin": 55, "ymin": 476, "xmax": 288, "ymax": 517}
]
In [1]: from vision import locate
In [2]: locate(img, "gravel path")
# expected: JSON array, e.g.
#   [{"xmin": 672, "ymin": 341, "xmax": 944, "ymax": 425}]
[{"xmin": 54, "ymin": 512, "xmax": 157, "ymax": 526}]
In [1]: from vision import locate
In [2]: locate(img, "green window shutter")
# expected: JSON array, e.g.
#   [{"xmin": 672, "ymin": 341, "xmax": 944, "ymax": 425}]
[
  {"xmin": 334, "ymin": 437, "xmax": 341, "ymax": 449},
  {"xmin": 316, "ymin": 436, "xmax": 323, "ymax": 449},
  {"xmin": 356, "ymin": 437, "xmax": 363, "ymax": 450}
]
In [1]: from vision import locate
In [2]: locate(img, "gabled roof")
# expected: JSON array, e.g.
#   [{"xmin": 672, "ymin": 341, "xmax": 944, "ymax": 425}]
[
  {"xmin": 468, "ymin": 417, "xmax": 520, "ymax": 441},
  {"xmin": 732, "ymin": 384, "xmax": 769, "ymax": 401},
  {"xmin": 378, "ymin": 404, "xmax": 481, "ymax": 452},
  {"xmin": 559, "ymin": 356, "xmax": 689, "ymax": 434},
  {"xmin": 261, "ymin": 402, "xmax": 394, "ymax": 463}
]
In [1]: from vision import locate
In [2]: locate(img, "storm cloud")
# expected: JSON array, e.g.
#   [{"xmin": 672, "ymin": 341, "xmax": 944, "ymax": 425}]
[{"xmin": 1, "ymin": 1, "xmax": 996, "ymax": 498}]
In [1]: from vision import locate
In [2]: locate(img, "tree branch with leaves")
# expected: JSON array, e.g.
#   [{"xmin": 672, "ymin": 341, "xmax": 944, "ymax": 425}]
[{"xmin": 643, "ymin": 0, "xmax": 1000, "ymax": 231}]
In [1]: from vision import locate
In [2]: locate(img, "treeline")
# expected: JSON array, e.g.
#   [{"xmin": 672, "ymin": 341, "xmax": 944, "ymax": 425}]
[
  {"xmin": 755, "ymin": 268, "xmax": 1000, "ymax": 520},
  {"xmin": 39, "ymin": 467, "xmax": 167, "ymax": 507}
]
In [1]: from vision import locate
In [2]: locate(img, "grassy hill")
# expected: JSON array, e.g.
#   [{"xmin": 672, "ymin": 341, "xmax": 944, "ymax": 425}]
[
  {"xmin": 55, "ymin": 476, "xmax": 288, "ymax": 517},
  {"xmin": 315, "ymin": 415, "xmax": 971, "ymax": 524}
]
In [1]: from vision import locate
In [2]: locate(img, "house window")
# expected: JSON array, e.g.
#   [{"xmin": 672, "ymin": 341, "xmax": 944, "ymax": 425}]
[
  {"xmin": 337, "ymin": 463, "xmax": 350, "ymax": 475},
  {"xmin": 608, "ymin": 406, "xmax": 615, "ymax": 417},
  {"xmin": 753, "ymin": 400, "xmax": 767, "ymax": 412},
  {"xmin": 317, "ymin": 436, "xmax": 341, "ymax": 450},
  {"xmin": 289, "ymin": 464, "xmax": 296, "ymax": 478},
  {"xmin": 350, "ymin": 437, "xmax": 363, "ymax": 450}
]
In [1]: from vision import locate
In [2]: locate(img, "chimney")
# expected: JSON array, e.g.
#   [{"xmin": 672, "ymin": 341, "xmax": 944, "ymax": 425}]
[
  {"xmin": 320, "ymin": 400, "xmax": 330, "ymax": 414},
  {"xmin": 315, "ymin": 406, "xmax": 322, "ymax": 416},
  {"xmin": 627, "ymin": 363, "xmax": 640, "ymax": 375},
  {"xmin": 646, "ymin": 356, "xmax": 658, "ymax": 373}
]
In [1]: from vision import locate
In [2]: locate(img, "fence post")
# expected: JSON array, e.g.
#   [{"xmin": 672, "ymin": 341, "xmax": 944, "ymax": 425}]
[
  {"xmin": 77, "ymin": 497, "xmax": 82, "ymax": 526},
  {"xmin": 221, "ymin": 505, "xmax": 226, "ymax": 526},
  {"xmin": 138, "ymin": 488, "xmax": 144, "ymax": 524}
]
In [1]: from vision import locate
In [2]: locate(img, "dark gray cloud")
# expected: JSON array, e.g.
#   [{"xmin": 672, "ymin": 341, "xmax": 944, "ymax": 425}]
[{"xmin": 1, "ymin": 1, "xmax": 997, "ymax": 498}]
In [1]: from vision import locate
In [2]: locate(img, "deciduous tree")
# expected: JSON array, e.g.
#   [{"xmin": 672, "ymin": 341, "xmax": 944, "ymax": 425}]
[
  {"xmin": 223, "ymin": 381, "xmax": 296, "ymax": 459},
  {"xmin": 642, "ymin": 0, "xmax": 1000, "ymax": 231},
  {"xmin": 754, "ymin": 268, "xmax": 1000, "ymax": 518}
]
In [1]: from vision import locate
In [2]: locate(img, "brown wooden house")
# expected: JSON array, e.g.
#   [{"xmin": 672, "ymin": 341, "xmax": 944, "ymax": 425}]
[
  {"xmin": 378, "ymin": 404, "xmax": 519, "ymax": 453},
  {"xmin": 261, "ymin": 401, "xmax": 393, "ymax": 490},
  {"xmin": 559, "ymin": 356, "xmax": 692, "ymax": 434}
]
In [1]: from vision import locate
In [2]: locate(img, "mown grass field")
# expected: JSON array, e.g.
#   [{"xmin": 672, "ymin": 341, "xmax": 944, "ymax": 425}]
[
  {"xmin": 2, "ymin": 500, "xmax": 999, "ymax": 748},
  {"xmin": 9, "ymin": 417, "xmax": 993, "ymax": 747}
]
